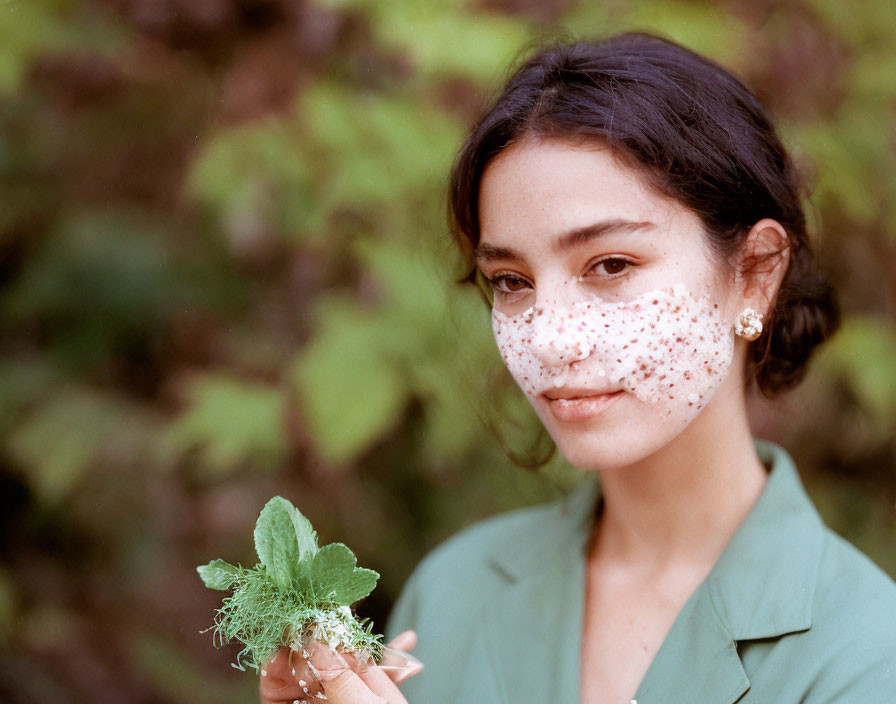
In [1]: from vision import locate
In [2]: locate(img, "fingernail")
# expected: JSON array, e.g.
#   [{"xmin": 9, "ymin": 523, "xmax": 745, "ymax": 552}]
[
  {"xmin": 379, "ymin": 646, "xmax": 424, "ymax": 683},
  {"xmin": 309, "ymin": 646, "xmax": 349, "ymax": 682}
]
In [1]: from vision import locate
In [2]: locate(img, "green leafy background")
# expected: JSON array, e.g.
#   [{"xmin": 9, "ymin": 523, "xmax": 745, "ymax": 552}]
[{"xmin": 0, "ymin": 0, "xmax": 894, "ymax": 701}]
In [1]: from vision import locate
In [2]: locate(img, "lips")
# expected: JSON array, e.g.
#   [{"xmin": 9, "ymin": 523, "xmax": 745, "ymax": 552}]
[{"xmin": 540, "ymin": 388, "xmax": 624, "ymax": 422}]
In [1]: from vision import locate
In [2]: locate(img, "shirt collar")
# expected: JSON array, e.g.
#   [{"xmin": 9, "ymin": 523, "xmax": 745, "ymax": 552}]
[
  {"xmin": 486, "ymin": 440, "xmax": 825, "ymax": 640},
  {"xmin": 705, "ymin": 440, "xmax": 824, "ymax": 639}
]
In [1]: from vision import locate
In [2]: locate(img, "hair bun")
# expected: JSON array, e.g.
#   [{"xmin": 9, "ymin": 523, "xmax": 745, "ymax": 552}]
[{"xmin": 755, "ymin": 246, "xmax": 840, "ymax": 395}]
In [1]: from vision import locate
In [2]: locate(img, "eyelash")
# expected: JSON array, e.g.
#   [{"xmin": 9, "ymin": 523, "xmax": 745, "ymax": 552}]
[
  {"xmin": 586, "ymin": 256, "xmax": 633, "ymax": 278},
  {"xmin": 486, "ymin": 257, "xmax": 635, "ymax": 300}
]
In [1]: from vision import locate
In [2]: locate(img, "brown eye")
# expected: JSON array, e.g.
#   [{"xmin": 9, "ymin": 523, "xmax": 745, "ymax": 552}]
[
  {"xmin": 492, "ymin": 275, "xmax": 531, "ymax": 293},
  {"xmin": 594, "ymin": 258, "xmax": 630, "ymax": 276},
  {"xmin": 504, "ymin": 276, "xmax": 529, "ymax": 291}
]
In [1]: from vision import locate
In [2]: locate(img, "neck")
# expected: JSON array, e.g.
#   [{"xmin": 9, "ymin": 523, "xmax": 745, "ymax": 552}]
[{"xmin": 590, "ymin": 383, "xmax": 768, "ymax": 572}]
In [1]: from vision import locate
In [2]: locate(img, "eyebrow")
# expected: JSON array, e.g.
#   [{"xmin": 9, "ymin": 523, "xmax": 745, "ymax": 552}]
[{"xmin": 474, "ymin": 219, "xmax": 656, "ymax": 263}]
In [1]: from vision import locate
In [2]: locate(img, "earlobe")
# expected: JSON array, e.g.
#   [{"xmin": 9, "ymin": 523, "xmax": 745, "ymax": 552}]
[{"xmin": 735, "ymin": 218, "xmax": 791, "ymax": 317}]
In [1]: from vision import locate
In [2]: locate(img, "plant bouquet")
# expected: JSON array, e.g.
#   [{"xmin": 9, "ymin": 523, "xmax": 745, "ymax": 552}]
[{"xmin": 198, "ymin": 496, "xmax": 420, "ymax": 688}]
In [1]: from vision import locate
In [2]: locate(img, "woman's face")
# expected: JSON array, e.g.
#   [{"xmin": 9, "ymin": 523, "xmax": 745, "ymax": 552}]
[{"xmin": 477, "ymin": 138, "xmax": 743, "ymax": 471}]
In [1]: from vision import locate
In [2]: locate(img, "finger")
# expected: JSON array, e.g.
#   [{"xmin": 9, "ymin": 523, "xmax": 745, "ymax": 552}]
[
  {"xmin": 378, "ymin": 640, "xmax": 423, "ymax": 685},
  {"xmin": 358, "ymin": 665, "xmax": 409, "ymax": 700},
  {"xmin": 259, "ymin": 647, "xmax": 324, "ymax": 702},
  {"xmin": 323, "ymin": 669, "xmax": 390, "ymax": 704},
  {"xmin": 306, "ymin": 646, "xmax": 387, "ymax": 704},
  {"xmin": 259, "ymin": 648, "xmax": 303, "ymax": 702},
  {"xmin": 386, "ymin": 630, "xmax": 417, "ymax": 652}
]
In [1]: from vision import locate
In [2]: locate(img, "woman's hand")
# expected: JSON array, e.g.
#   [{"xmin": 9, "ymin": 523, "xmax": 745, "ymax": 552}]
[{"xmin": 259, "ymin": 631, "xmax": 419, "ymax": 704}]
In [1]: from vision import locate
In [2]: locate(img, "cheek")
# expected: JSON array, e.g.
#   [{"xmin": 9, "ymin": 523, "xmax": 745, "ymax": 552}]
[
  {"xmin": 492, "ymin": 287, "xmax": 734, "ymax": 412},
  {"xmin": 492, "ymin": 310, "xmax": 543, "ymax": 396},
  {"xmin": 618, "ymin": 295, "xmax": 734, "ymax": 412}
]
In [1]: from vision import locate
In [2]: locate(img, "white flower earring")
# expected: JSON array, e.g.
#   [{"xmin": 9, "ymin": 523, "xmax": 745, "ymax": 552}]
[{"xmin": 734, "ymin": 307, "xmax": 764, "ymax": 341}]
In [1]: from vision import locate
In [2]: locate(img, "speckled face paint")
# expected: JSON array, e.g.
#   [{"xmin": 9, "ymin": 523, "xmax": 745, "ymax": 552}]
[{"xmin": 492, "ymin": 284, "xmax": 734, "ymax": 421}]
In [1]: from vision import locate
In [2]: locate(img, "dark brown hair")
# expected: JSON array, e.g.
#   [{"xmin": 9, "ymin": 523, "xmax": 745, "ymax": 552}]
[{"xmin": 449, "ymin": 32, "xmax": 839, "ymax": 395}]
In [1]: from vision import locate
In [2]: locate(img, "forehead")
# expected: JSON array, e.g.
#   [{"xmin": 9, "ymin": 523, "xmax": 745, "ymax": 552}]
[{"xmin": 478, "ymin": 137, "xmax": 700, "ymax": 248}]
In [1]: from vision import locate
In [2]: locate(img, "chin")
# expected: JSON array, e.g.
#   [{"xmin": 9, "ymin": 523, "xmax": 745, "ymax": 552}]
[
  {"xmin": 554, "ymin": 429, "xmax": 679, "ymax": 472},
  {"xmin": 533, "ymin": 396, "xmax": 700, "ymax": 472}
]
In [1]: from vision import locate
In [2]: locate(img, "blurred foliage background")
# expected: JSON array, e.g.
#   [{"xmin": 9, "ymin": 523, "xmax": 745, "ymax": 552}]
[{"xmin": 0, "ymin": 0, "xmax": 894, "ymax": 701}]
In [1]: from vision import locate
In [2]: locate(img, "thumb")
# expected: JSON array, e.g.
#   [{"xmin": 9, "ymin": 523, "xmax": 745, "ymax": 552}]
[
  {"xmin": 313, "ymin": 646, "xmax": 389, "ymax": 704},
  {"xmin": 324, "ymin": 670, "xmax": 389, "ymax": 704}
]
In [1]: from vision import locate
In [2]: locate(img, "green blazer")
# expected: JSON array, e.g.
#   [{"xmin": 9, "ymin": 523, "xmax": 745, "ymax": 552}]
[{"xmin": 387, "ymin": 442, "xmax": 896, "ymax": 702}]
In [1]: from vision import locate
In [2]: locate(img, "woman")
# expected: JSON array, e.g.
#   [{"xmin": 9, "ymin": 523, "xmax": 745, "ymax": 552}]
[{"xmin": 261, "ymin": 32, "xmax": 896, "ymax": 703}]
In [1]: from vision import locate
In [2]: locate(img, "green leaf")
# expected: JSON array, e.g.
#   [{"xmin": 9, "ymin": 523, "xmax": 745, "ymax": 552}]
[
  {"xmin": 368, "ymin": 2, "xmax": 531, "ymax": 83},
  {"xmin": 196, "ymin": 560, "xmax": 240, "ymax": 591},
  {"xmin": 302, "ymin": 82, "xmax": 461, "ymax": 212},
  {"xmin": 187, "ymin": 120, "xmax": 321, "ymax": 241},
  {"xmin": 809, "ymin": 0, "xmax": 895, "ymax": 46},
  {"xmin": 288, "ymin": 505, "xmax": 319, "ymax": 574},
  {"xmin": 314, "ymin": 0, "xmax": 530, "ymax": 83},
  {"xmin": 293, "ymin": 302, "xmax": 409, "ymax": 463},
  {"xmin": 253, "ymin": 497, "xmax": 317, "ymax": 589},
  {"xmin": 5, "ymin": 387, "xmax": 138, "ymax": 504},
  {"xmin": 310, "ymin": 542, "xmax": 379, "ymax": 605},
  {"xmin": 160, "ymin": 374, "xmax": 287, "ymax": 478},
  {"xmin": 0, "ymin": 0, "xmax": 70, "ymax": 95},
  {"xmin": 816, "ymin": 316, "xmax": 896, "ymax": 425},
  {"xmin": 0, "ymin": 358, "xmax": 63, "ymax": 437},
  {"xmin": 2, "ymin": 210, "xmax": 187, "ymax": 371}
]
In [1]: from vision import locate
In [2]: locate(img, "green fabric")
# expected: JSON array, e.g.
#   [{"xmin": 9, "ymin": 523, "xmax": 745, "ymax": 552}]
[{"xmin": 387, "ymin": 442, "xmax": 896, "ymax": 702}]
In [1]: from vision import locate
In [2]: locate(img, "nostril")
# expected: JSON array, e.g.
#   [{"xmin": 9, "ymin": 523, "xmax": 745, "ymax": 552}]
[
  {"xmin": 553, "ymin": 337, "xmax": 591, "ymax": 363},
  {"xmin": 569, "ymin": 341, "xmax": 591, "ymax": 361}
]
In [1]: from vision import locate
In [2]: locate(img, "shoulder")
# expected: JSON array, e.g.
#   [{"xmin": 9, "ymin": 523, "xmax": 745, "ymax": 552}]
[
  {"xmin": 816, "ymin": 527, "xmax": 896, "ymax": 613},
  {"xmin": 812, "ymin": 526, "xmax": 896, "ymax": 646},
  {"xmin": 386, "ymin": 484, "xmax": 591, "ymax": 641},
  {"xmin": 420, "ymin": 498, "xmax": 563, "ymax": 574},
  {"xmin": 392, "ymin": 496, "xmax": 566, "ymax": 616},
  {"xmin": 798, "ymin": 527, "xmax": 896, "ymax": 699},
  {"xmin": 385, "ymin": 495, "xmax": 578, "ymax": 702}
]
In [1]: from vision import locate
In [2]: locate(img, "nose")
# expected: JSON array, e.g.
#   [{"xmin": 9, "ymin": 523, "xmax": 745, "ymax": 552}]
[{"xmin": 529, "ymin": 305, "xmax": 592, "ymax": 367}]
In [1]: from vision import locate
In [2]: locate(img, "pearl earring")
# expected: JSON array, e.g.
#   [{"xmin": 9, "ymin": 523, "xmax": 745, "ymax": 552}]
[{"xmin": 734, "ymin": 307, "xmax": 764, "ymax": 341}]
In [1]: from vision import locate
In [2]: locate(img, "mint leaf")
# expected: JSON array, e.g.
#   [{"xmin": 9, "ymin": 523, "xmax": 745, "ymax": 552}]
[
  {"xmin": 254, "ymin": 496, "xmax": 317, "ymax": 589},
  {"xmin": 288, "ymin": 501, "xmax": 318, "ymax": 586},
  {"xmin": 197, "ymin": 559, "xmax": 240, "ymax": 590},
  {"xmin": 290, "ymin": 503, "xmax": 318, "ymax": 563},
  {"xmin": 310, "ymin": 542, "xmax": 379, "ymax": 605}
]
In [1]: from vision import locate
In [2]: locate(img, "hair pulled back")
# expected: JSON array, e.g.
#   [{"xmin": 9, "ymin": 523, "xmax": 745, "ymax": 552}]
[{"xmin": 449, "ymin": 32, "xmax": 839, "ymax": 395}]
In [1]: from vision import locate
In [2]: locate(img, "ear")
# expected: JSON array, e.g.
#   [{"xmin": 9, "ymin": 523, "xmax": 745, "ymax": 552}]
[{"xmin": 732, "ymin": 218, "xmax": 790, "ymax": 318}]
